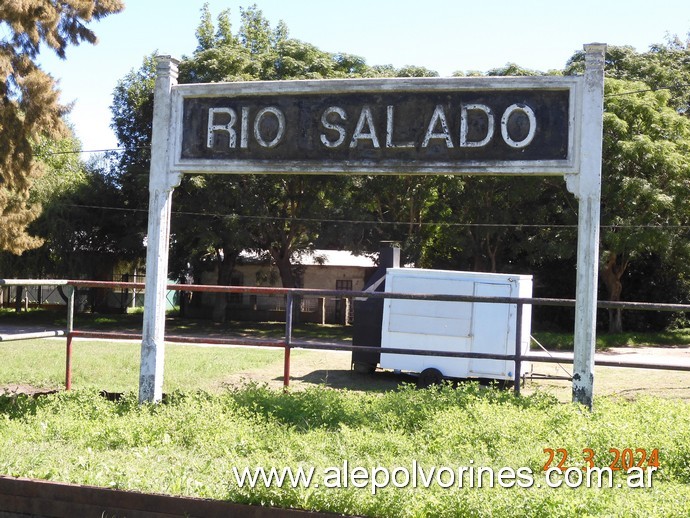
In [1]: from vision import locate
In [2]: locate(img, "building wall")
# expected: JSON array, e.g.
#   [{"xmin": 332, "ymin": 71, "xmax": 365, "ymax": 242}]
[{"xmin": 198, "ymin": 262, "xmax": 375, "ymax": 323}]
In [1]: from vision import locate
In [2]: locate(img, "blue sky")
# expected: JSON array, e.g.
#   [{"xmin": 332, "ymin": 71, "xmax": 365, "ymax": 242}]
[{"xmin": 36, "ymin": 0, "xmax": 690, "ymax": 153}]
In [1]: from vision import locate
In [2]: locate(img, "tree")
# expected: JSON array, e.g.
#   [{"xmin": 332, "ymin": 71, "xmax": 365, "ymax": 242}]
[
  {"xmin": 419, "ymin": 65, "xmax": 576, "ymax": 276},
  {"xmin": 181, "ymin": 6, "xmax": 367, "ymax": 293},
  {"xmin": 0, "ymin": 131, "xmax": 86, "ymax": 279},
  {"xmin": 108, "ymin": 5, "xmax": 383, "ymax": 320},
  {"xmin": 0, "ymin": 131, "xmax": 144, "ymax": 314},
  {"xmin": 598, "ymin": 78, "xmax": 690, "ymax": 332},
  {"xmin": 566, "ymin": 41, "xmax": 690, "ymax": 331},
  {"xmin": 334, "ymin": 66, "xmax": 442, "ymax": 265},
  {"xmin": 418, "ymin": 176, "xmax": 573, "ymax": 274},
  {"xmin": 343, "ymin": 175, "xmax": 443, "ymax": 265},
  {"xmin": 108, "ymin": 53, "xmax": 156, "ymax": 260},
  {"xmin": 9, "ymin": 138, "xmax": 140, "ymax": 277},
  {"xmin": 566, "ymin": 38, "xmax": 690, "ymax": 115},
  {"xmin": 427, "ymin": 49, "xmax": 690, "ymax": 334},
  {"xmin": 170, "ymin": 173, "xmax": 253, "ymax": 322},
  {"xmin": 0, "ymin": 0, "xmax": 124, "ymax": 254}
]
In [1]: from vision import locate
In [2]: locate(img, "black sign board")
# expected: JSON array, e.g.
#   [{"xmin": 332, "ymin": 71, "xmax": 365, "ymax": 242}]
[{"xmin": 171, "ymin": 78, "xmax": 578, "ymax": 175}]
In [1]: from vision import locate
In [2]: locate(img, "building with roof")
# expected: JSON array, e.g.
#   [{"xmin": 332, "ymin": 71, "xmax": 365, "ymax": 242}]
[{"xmin": 198, "ymin": 250, "xmax": 377, "ymax": 324}]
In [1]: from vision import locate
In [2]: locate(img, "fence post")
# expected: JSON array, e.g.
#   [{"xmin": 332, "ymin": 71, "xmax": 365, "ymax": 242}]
[
  {"xmin": 65, "ymin": 286, "xmax": 75, "ymax": 390},
  {"xmin": 284, "ymin": 292, "xmax": 293, "ymax": 389},
  {"xmin": 513, "ymin": 302, "xmax": 523, "ymax": 396},
  {"xmin": 66, "ymin": 285, "xmax": 75, "ymax": 335}
]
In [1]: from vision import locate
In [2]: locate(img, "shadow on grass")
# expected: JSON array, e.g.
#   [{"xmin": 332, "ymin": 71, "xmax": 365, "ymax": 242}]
[
  {"xmin": 284, "ymin": 369, "xmax": 515, "ymax": 393},
  {"xmin": 287, "ymin": 369, "xmax": 416, "ymax": 392}
]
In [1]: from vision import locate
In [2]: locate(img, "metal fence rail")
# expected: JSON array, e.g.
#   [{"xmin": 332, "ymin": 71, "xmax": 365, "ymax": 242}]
[{"xmin": 2, "ymin": 278, "xmax": 690, "ymax": 395}]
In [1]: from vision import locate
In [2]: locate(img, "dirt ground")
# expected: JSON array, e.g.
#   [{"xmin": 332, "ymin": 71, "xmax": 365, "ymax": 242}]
[
  {"xmin": 0, "ymin": 384, "xmax": 59, "ymax": 397},
  {"xmin": 525, "ymin": 346, "xmax": 690, "ymax": 401},
  {"xmin": 212, "ymin": 346, "xmax": 690, "ymax": 402}
]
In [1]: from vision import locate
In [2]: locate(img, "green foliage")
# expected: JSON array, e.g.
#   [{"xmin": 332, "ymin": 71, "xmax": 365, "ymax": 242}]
[
  {"xmin": 194, "ymin": 3, "xmax": 217, "ymax": 52},
  {"xmin": 110, "ymin": 54, "xmax": 156, "ymax": 168},
  {"xmin": 110, "ymin": 4, "xmax": 445, "ymax": 298},
  {"xmin": 567, "ymin": 39, "xmax": 690, "ymax": 114},
  {"xmin": 419, "ymin": 174, "xmax": 576, "ymax": 274},
  {"xmin": 427, "ymin": 46, "xmax": 690, "ymax": 334},
  {"xmin": 31, "ymin": 134, "xmax": 87, "ymax": 202},
  {"xmin": 0, "ymin": 386, "xmax": 688, "ymax": 516},
  {"xmin": 0, "ymin": 132, "xmax": 87, "ymax": 277},
  {"xmin": 342, "ymin": 175, "xmax": 445, "ymax": 263},
  {"xmin": 0, "ymin": 0, "xmax": 124, "ymax": 254},
  {"xmin": 0, "ymin": 130, "xmax": 140, "ymax": 280},
  {"xmin": 485, "ymin": 63, "xmax": 542, "ymax": 76},
  {"xmin": 599, "ymin": 77, "xmax": 690, "ymax": 329}
]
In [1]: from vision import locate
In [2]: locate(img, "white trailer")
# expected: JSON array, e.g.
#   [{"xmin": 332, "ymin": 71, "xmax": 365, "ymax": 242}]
[{"xmin": 379, "ymin": 268, "xmax": 532, "ymax": 385}]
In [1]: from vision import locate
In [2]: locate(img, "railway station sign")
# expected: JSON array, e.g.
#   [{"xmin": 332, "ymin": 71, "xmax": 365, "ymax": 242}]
[
  {"xmin": 170, "ymin": 77, "xmax": 581, "ymax": 175},
  {"xmin": 142, "ymin": 45, "xmax": 606, "ymax": 409}
]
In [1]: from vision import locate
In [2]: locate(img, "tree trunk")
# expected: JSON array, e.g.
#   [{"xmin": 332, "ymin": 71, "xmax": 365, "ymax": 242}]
[
  {"xmin": 601, "ymin": 252, "xmax": 628, "ymax": 333},
  {"xmin": 212, "ymin": 251, "xmax": 236, "ymax": 323},
  {"xmin": 14, "ymin": 286, "xmax": 24, "ymax": 313},
  {"xmin": 178, "ymin": 266, "xmax": 194, "ymax": 319},
  {"xmin": 485, "ymin": 235, "xmax": 499, "ymax": 273},
  {"xmin": 273, "ymin": 250, "xmax": 302, "ymax": 324},
  {"xmin": 274, "ymin": 253, "xmax": 297, "ymax": 289},
  {"xmin": 469, "ymin": 230, "xmax": 489, "ymax": 272},
  {"xmin": 91, "ymin": 263, "xmax": 113, "ymax": 313}
]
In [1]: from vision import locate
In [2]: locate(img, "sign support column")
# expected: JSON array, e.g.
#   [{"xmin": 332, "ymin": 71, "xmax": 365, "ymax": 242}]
[
  {"xmin": 566, "ymin": 43, "xmax": 606, "ymax": 409},
  {"xmin": 139, "ymin": 56, "xmax": 182, "ymax": 403}
]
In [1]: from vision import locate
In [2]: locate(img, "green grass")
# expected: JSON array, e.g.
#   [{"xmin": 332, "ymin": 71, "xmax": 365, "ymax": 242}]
[
  {"xmin": 0, "ymin": 385, "xmax": 688, "ymax": 517},
  {"xmin": 0, "ymin": 307, "xmax": 353, "ymax": 342},
  {"xmin": 0, "ymin": 339, "xmax": 294, "ymax": 393},
  {"xmin": 8, "ymin": 308, "xmax": 690, "ymax": 351},
  {"xmin": 1, "ymin": 332, "xmax": 689, "ymax": 516},
  {"xmin": 532, "ymin": 329, "xmax": 690, "ymax": 351}
]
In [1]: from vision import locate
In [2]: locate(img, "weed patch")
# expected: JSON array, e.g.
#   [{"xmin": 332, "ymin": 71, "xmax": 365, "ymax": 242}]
[{"xmin": 0, "ymin": 385, "xmax": 688, "ymax": 516}]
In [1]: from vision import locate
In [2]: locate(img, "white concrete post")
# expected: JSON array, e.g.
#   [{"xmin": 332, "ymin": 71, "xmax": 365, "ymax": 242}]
[
  {"xmin": 139, "ymin": 56, "xmax": 182, "ymax": 403},
  {"xmin": 566, "ymin": 43, "xmax": 606, "ymax": 409}
]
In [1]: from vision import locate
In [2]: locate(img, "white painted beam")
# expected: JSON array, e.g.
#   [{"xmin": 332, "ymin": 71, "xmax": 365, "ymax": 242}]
[
  {"xmin": 139, "ymin": 56, "xmax": 182, "ymax": 403},
  {"xmin": 567, "ymin": 43, "xmax": 606, "ymax": 409}
]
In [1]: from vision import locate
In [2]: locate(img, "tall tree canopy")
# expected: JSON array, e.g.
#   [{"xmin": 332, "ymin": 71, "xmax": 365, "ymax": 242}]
[
  {"xmin": 567, "ymin": 37, "xmax": 690, "ymax": 115},
  {"xmin": 109, "ymin": 5, "xmax": 432, "ymax": 304},
  {"xmin": 422, "ymin": 43, "xmax": 690, "ymax": 332},
  {"xmin": 0, "ymin": 0, "xmax": 123, "ymax": 253},
  {"xmin": 565, "ymin": 39, "xmax": 690, "ymax": 330},
  {"xmin": 599, "ymin": 78, "xmax": 690, "ymax": 331},
  {"xmin": 107, "ymin": 8, "xmax": 690, "ymax": 332}
]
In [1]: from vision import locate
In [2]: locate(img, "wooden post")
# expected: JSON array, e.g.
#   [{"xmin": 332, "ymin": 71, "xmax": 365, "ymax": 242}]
[
  {"xmin": 318, "ymin": 297, "xmax": 326, "ymax": 325},
  {"xmin": 566, "ymin": 43, "xmax": 606, "ymax": 409},
  {"xmin": 284, "ymin": 292, "xmax": 294, "ymax": 389},
  {"xmin": 65, "ymin": 285, "xmax": 75, "ymax": 390},
  {"xmin": 139, "ymin": 56, "xmax": 182, "ymax": 403}
]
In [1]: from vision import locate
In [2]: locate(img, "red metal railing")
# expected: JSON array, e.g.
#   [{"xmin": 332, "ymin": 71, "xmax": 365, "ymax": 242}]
[{"xmin": 3, "ymin": 278, "xmax": 690, "ymax": 395}]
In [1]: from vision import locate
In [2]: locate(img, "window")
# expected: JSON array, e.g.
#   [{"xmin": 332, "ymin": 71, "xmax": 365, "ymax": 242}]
[{"xmin": 336, "ymin": 279, "xmax": 353, "ymax": 291}]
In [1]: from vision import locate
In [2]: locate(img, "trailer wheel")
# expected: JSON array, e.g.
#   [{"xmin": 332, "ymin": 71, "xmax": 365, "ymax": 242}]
[
  {"xmin": 417, "ymin": 368, "xmax": 444, "ymax": 388},
  {"xmin": 353, "ymin": 362, "xmax": 376, "ymax": 374}
]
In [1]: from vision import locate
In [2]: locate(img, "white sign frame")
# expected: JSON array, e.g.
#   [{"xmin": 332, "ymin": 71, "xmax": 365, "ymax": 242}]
[{"xmin": 168, "ymin": 76, "xmax": 583, "ymax": 176}]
